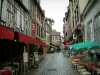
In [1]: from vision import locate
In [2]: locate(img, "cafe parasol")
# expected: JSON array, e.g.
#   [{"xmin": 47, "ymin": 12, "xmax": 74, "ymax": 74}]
[{"xmin": 70, "ymin": 41, "xmax": 100, "ymax": 52}]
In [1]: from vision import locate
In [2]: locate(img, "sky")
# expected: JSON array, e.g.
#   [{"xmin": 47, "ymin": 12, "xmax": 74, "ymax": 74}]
[{"xmin": 40, "ymin": 0, "xmax": 69, "ymax": 36}]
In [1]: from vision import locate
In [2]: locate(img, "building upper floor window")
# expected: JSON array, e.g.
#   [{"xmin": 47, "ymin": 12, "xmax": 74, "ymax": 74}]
[
  {"xmin": 6, "ymin": 1, "xmax": 14, "ymax": 28},
  {"xmin": 94, "ymin": 13, "xmax": 100, "ymax": 30},
  {"xmin": 21, "ymin": 14, "xmax": 24, "ymax": 31},
  {"xmin": 93, "ymin": 13, "xmax": 100, "ymax": 42},
  {"xmin": 87, "ymin": 20, "xmax": 92, "ymax": 34},
  {"xmin": 86, "ymin": 20, "xmax": 92, "ymax": 41},
  {"xmin": 16, "ymin": 10, "xmax": 20, "ymax": 28},
  {"xmin": 15, "ymin": 4, "xmax": 31, "ymax": 33},
  {"xmin": 55, "ymin": 36, "xmax": 59, "ymax": 40}
]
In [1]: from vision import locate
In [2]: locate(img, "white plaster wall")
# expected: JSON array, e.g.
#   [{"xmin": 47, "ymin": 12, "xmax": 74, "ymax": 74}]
[
  {"xmin": 1, "ymin": 0, "xmax": 7, "ymax": 22},
  {"xmin": 84, "ymin": 0, "xmax": 100, "ymax": 42},
  {"xmin": 22, "ymin": 0, "xmax": 29, "ymax": 9},
  {"xmin": 79, "ymin": 0, "xmax": 89, "ymax": 14}
]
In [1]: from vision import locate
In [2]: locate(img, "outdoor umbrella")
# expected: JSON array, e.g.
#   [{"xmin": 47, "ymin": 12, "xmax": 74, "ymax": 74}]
[{"xmin": 70, "ymin": 41, "xmax": 100, "ymax": 52}]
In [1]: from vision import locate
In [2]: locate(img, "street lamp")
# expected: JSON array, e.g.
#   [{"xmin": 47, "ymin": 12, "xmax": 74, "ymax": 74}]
[
  {"xmin": 51, "ymin": 19, "xmax": 55, "ymax": 25},
  {"xmin": 0, "ymin": 0, "xmax": 4, "ymax": 24}
]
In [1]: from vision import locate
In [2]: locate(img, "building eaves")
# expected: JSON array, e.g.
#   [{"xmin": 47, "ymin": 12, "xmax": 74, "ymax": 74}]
[
  {"xmin": 34, "ymin": 0, "xmax": 45, "ymax": 17},
  {"xmin": 83, "ymin": 0, "xmax": 99, "ymax": 19},
  {"xmin": 14, "ymin": 0, "xmax": 29, "ymax": 14}
]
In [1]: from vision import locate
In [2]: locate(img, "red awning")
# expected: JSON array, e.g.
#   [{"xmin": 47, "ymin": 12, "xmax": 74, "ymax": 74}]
[
  {"xmin": 0, "ymin": 25, "xmax": 14, "ymax": 40},
  {"xmin": 19, "ymin": 33, "xmax": 48, "ymax": 48},
  {"xmin": 38, "ymin": 40, "xmax": 48, "ymax": 48},
  {"xmin": 19, "ymin": 33, "xmax": 39, "ymax": 44},
  {"xmin": 43, "ymin": 44, "xmax": 48, "ymax": 48}
]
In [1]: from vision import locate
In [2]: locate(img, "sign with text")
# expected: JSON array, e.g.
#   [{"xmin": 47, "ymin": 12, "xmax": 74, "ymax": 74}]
[
  {"xmin": 23, "ymin": 52, "xmax": 28, "ymax": 63},
  {"xmin": 32, "ymin": 23, "xmax": 36, "ymax": 38},
  {"xmin": 34, "ymin": 52, "xmax": 39, "ymax": 62}
]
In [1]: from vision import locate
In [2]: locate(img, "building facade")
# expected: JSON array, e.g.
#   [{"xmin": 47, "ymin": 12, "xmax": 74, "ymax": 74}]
[
  {"xmin": 29, "ymin": 0, "xmax": 45, "ymax": 39},
  {"xmin": 1, "ymin": 0, "xmax": 31, "ymax": 36},
  {"xmin": 0, "ymin": 0, "xmax": 47, "ymax": 44},
  {"xmin": 63, "ymin": 0, "xmax": 88, "ymax": 44},
  {"xmin": 63, "ymin": 6, "xmax": 73, "ymax": 44},
  {"xmin": 0, "ymin": 0, "xmax": 48, "ymax": 72},
  {"xmin": 83, "ymin": 0, "xmax": 100, "ymax": 53},
  {"xmin": 63, "ymin": 12, "xmax": 69, "ymax": 41},
  {"xmin": 45, "ymin": 17, "xmax": 54, "ymax": 46},
  {"xmin": 52, "ymin": 30, "xmax": 61, "ymax": 47}
]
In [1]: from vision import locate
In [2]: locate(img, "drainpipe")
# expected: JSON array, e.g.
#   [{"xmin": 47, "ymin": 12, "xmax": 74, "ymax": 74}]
[{"xmin": 0, "ymin": 0, "xmax": 4, "ymax": 24}]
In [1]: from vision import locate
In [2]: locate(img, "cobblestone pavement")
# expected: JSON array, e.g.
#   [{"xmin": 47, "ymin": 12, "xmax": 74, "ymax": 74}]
[{"xmin": 29, "ymin": 52, "xmax": 78, "ymax": 75}]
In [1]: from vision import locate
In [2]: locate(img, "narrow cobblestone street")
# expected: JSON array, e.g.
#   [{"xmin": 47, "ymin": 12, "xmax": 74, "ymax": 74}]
[{"xmin": 29, "ymin": 52, "xmax": 78, "ymax": 75}]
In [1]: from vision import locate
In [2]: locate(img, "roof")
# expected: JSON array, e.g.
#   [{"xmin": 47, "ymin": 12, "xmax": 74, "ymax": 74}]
[{"xmin": 34, "ymin": 0, "xmax": 45, "ymax": 17}]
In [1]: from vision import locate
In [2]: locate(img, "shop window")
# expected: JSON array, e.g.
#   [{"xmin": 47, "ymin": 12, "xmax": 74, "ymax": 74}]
[
  {"xmin": 21, "ymin": 14, "xmax": 24, "ymax": 31},
  {"xmin": 6, "ymin": 1, "xmax": 14, "ymax": 28},
  {"xmin": 93, "ymin": 13, "xmax": 100, "ymax": 43},
  {"xmin": 86, "ymin": 20, "xmax": 93, "ymax": 41},
  {"xmin": 16, "ymin": 10, "xmax": 20, "ymax": 28},
  {"xmin": 24, "ymin": 16, "xmax": 28, "ymax": 34}
]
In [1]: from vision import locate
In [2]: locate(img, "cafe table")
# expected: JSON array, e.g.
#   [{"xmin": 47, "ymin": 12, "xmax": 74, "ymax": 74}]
[
  {"xmin": 0, "ymin": 70, "xmax": 12, "ymax": 75},
  {"xmin": 85, "ymin": 64, "xmax": 99, "ymax": 75}
]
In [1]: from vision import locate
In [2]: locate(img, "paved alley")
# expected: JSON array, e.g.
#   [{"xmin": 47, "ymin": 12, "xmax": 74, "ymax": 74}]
[{"xmin": 29, "ymin": 52, "xmax": 78, "ymax": 75}]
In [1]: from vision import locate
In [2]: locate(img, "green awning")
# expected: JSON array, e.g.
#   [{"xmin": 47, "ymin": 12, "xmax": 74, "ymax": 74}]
[{"xmin": 70, "ymin": 41, "xmax": 100, "ymax": 52}]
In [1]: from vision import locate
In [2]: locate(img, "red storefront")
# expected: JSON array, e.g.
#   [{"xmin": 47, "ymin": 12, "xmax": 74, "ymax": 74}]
[
  {"xmin": 0, "ymin": 25, "xmax": 14, "ymax": 40},
  {"xmin": 0, "ymin": 25, "xmax": 47, "ymax": 62},
  {"xmin": 18, "ymin": 33, "xmax": 47, "ymax": 48}
]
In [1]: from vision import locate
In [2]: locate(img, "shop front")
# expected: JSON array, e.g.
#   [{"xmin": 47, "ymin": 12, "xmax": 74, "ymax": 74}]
[
  {"xmin": 0, "ymin": 25, "xmax": 14, "ymax": 62},
  {"xmin": 0, "ymin": 25, "xmax": 48, "ymax": 75}
]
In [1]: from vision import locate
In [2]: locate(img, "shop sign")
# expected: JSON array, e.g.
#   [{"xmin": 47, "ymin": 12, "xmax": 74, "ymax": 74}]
[
  {"xmin": 32, "ymin": 23, "xmax": 36, "ymax": 38},
  {"xmin": 23, "ymin": 52, "xmax": 28, "ymax": 63}
]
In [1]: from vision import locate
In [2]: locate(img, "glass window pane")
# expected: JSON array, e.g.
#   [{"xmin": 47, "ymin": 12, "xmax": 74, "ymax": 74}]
[
  {"xmin": 16, "ymin": 10, "xmax": 20, "ymax": 28},
  {"xmin": 96, "ymin": 18, "xmax": 99, "ymax": 28},
  {"xmin": 97, "ymin": 28, "xmax": 100, "ymax": 42}
]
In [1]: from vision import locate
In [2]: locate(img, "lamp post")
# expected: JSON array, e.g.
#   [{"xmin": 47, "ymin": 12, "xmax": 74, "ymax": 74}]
[{"xmin": 0, "ymin": 0, "xmax": 4, "ymax": 24}]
